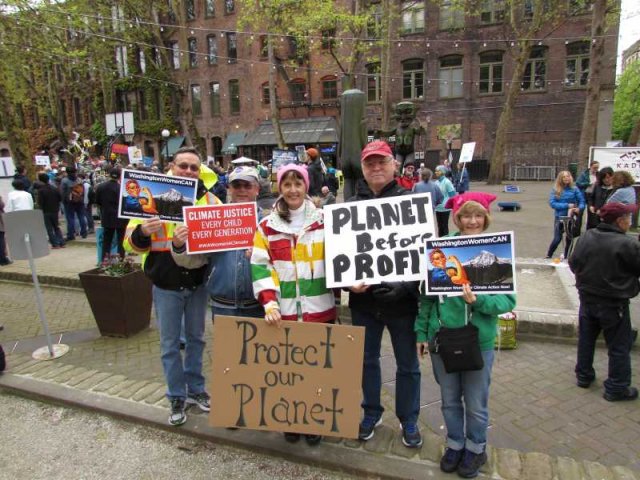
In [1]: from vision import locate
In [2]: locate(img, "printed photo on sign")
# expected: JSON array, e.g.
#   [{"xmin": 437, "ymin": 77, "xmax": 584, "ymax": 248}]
[
  {"xmin": 118, "ymin": 169, "xmax": 198, "ymax": 222},
  {"xmin": 183, "ymin": 202, "xmax": 258, "ymax": 254},
  {"xmin": 209, "ymin": 316, "xmax": 364, "ymax": 438},
  {"xmin": 424, "ymin": 231, "xmax": 516, "ymax": 295},
  {"xmin": 324, "ymin": 193, "xmax": 437, "ymax": 288}
]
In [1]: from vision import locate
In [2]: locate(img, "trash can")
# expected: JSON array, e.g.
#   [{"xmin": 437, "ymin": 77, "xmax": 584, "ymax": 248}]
[{"xmin": 568, "ymin": 162, "xmax": 578, "ymax": 179}]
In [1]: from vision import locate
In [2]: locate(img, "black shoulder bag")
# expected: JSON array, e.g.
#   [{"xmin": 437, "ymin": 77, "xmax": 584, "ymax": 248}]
[{"xmin": 434, "ymin": 303, "xmax": 484, "ymax": 374}]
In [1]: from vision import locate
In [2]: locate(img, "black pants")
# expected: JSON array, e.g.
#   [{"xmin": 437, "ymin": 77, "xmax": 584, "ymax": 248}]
[
  {"xmin": 436, "ymin": 210, "xmax": 450, "ymax": 237},
  {"xmin": 575, "ymin": 301, "xmax": 632, "ymax": 394}
]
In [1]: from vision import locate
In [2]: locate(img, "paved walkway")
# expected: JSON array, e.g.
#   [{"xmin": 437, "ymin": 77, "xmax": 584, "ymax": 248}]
[{"xmin": 0, "ymin": 181, "xmax": 639, "ymax": 479}]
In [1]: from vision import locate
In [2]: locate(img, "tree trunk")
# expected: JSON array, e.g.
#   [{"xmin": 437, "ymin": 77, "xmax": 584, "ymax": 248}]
[
  {"xmin": 487, "ymin": 44, "xmax": 529, "ymax": 184},
  {"xmin": 628, "ymin": 118, "xmax": 640, "ymax": 145},
  {"xmin": 576, "ymin": 0, "xmax": 607, "ymax": 170},
  {"xmin": 0, "ymin": 80, "xmax": 31, "ymax": 170},
  {"xmin": 380, "ymin": 0, "xmax": 393, "ymax": 132},
  {"xmin": 268, "ymin": 37, "xmax": 285, "ymax": 149}
]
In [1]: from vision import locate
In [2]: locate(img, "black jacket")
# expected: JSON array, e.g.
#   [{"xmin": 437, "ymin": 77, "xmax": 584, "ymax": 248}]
[
  {"xmin": 346, "ymin": 179, "xmax": 420, "ymax": 316},
  {"xmin": 569, "ymin": 222, "xmax": 640, "ymax": 304},
  {"xmin": 95, "ymin": 180, "xmax": 129, "ymax": 229},
  {"xmin": 36, "ymin": 183, "xmax": 62, "ymax": 215},
  {"xmin": 307, "ymin": 160, "xmax": 324, "ymax": 197}
]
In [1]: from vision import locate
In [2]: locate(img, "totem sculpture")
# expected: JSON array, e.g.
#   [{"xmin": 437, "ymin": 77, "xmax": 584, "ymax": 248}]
[
  {"xmin": 338, "ymin": 89, "xmax": 367, "ymax": 200},
  {"xmin": 379, "ymin": 101, "xmax": 425, "ymax": 170}
]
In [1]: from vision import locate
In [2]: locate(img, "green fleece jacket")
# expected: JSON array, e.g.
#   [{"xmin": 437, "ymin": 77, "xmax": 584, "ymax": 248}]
[{"xmin": 415, "ymin": 293, "xmax": 516, "ymax": 351}]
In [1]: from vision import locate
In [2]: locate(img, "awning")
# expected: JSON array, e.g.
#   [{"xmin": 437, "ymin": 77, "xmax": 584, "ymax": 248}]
[
  {"xmin": 221, "ymin": 132, "xmax": 247, "ymax": 155},
  {"xmin": 166, "ymin": 136, "xmax": 186, "ymax": 157},
  {"xmin": 242, "ymin": 117, "xmax": 338, "ymax": 146}
]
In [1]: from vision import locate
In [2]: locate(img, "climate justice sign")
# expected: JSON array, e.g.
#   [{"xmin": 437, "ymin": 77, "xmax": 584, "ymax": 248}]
[
  {"xmin": 324, "ymin": 193, "xmax": 437, "ymax": 288},
  {"xmin": 209, "ymin": 316, "xmax": 364, "ymax": 438}
]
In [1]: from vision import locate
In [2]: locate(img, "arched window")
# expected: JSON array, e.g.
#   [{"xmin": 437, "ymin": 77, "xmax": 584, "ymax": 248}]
[
  {"xmin": 439, "ymin": 55, "xmax": 463, "ymax": 98},
  {"xmin": 290, "ymin": 78, "xmax": 306, "ymax": 102},
  {"xmin": 402, "ymin": 59, "xmax": 424, "ymax": 99},
  {"xmin": 479, "ymin": 51, "xmax": 503, "ymax": 94},
  {"xmin": 521, "ymin": 46, "xmax": 547, "ymax": 91},
  {"xmin": 565, "ymin": 41, "xmax": 590, "ymax": 88},
  {"xmin": 321, "ymin": 75, "xmax": 338, "ymax": 99},
  {"xmin": 366, "ymin": 63, "xmax": 381, "ymax": 102}
]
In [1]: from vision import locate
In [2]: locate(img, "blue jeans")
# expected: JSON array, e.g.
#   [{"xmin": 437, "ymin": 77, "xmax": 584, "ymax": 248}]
[
  {"xmin": 64, "ymin": 202, "xmax": 87, "ymax": 239},
  {"xmin": 575, "ymin": 301, "xmax": 632, "ymax": 395},
  {"xmin": 431, "ymin": 349, "xmax": 495, "ymax": 454},
  {"xmin": 351, "ymin": 309, "xmax": 421, "ymax": 424},
  {"xmin": 153, "ymin": 285, "xmax": 208, "ymax": 400}
]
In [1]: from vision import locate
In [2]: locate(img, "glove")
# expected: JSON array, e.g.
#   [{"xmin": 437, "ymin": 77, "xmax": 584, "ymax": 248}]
[{"xmin": 370, "ymin": 282, "xmax": 410, "ymax": 304}]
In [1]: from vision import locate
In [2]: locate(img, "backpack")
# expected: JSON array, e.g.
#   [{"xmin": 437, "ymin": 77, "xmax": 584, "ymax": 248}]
[{"xmin": 69, "ymin": 181, "xmax": 85, "ymax": 203}]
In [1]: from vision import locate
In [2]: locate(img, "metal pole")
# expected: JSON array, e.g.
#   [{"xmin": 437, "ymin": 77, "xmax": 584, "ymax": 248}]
[{"xmin": 24, "ymin": 233, "xmax": 54, "ymax": 357}]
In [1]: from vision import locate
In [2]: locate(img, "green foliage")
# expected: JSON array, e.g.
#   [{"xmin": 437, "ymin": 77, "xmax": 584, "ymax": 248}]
[
  {"xmin": 612, "ymin": 61, "xmax": 640, "ymax": 142},
  {"xmin": 89, "ymin": 121, "xmax": 108, "ymax": 145}
]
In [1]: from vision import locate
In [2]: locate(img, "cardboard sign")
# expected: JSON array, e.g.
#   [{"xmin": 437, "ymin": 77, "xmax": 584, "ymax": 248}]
[
  {"xmin": 209, "ymin": 316, "xmax": 364, "ymax": 438},
  {"xmin": 127, "ymin": 146, "xmax": 143, "ymax": 165},
  {"xmin": 118, "ymin": 169, "xmax": 198, "ymax": 222},
  {"xmin": 183, "ymin": 202, "xmax": 258, "ymax": 254},
  {"xmin": 590, "ymin": 147, "xmax": 640, "ymax": 182},
  {"xmin": 425, "ymin": 231, "xmax": 516, "ymax": 296},
  {"xmin": 34, "ymin": 155, "xmax": 50, "ymax": 166},
  {"xmin": 459, "ymin": 142, "xmax": 476, "ymax": 163},
  {"xmin": 324, "ymin": 193, "xmax": 437, "ymax": 288}
]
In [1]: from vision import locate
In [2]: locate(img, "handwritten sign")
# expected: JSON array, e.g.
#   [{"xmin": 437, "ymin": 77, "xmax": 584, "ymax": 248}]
[
  {"xmin": 183, "ymin": 202, "xmax": 257, "ymax": 254},
  {"xmin": 118, "ymin": 169, "xmax": 198, "ymax": 222},
  {"xmin": 458, "ymin": 142, "xmax": 476, "ymax": 163},
  {"xmin": 425, "ymin": 231, "xmax": 516, "ymax": 296},
  {"xmin": 324, "ymin": 193, "xmax": 437, "ymax": 288},
  {"xmin": 209, "ymin": 316, "xmax": 364, "ymax": 438}
]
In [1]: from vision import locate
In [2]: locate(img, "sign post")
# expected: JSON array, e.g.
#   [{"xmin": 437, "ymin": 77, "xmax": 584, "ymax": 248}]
[{"xmin": 4, "ymin": 210, "xmax": 70, "ymax": 360}]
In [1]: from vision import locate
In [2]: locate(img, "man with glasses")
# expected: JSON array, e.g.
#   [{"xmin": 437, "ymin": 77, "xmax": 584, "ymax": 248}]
[
  {"xmin": 172, "ymin": 165, "xmax": 264, "ymax": 319},
  {"xmin": 569, "ymin": 202, "xmax": 640, "ymax": 402},
  {"xmin": 347, "ymin": 140, "xmax": 422, "ymax": 448},
  {"xmin": 125, "ymin": 147, "xmax": 221, "ymax": 426}
]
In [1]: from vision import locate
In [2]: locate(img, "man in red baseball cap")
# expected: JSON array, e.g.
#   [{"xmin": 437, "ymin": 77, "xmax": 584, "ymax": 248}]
[
  {"xmin": 347, "ymin": 140, "xmax": 423, "ymax": 448},
  {"xmin": 569, "ymin": 202, "xmax": 640, "ymax": 402}
]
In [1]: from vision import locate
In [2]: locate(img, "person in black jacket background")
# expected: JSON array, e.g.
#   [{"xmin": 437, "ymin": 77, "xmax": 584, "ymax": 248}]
[
  {"xmin": 306, "ymin": 148, "xmax": 324, "ymax": 197},
  {"xmin": 569, "ymin": 202, "xmax": 640, "ymax": 402},
  {"xmin": 36, "ymin": 173, "xmax": 65, "ymax": 248},
  {"xmin": 95, "ymin": 167, "xmax": 129, "ymax": 260},
  {"xmin": 347, "ymin": 140, "xmax": 422, "ymax": 448}
]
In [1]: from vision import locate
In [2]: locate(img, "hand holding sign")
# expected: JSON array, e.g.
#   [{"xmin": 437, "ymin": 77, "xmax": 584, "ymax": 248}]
[{"xmin": 172, "ymin": 225, "xmax": 189, "ymax": 248}]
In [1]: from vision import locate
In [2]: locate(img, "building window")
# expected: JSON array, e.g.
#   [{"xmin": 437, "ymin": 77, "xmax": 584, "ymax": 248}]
[
  {"xmin": 367, "ymin": 4, "xmax": 383, "ymax": 39},
  {"xmin": 185, "ymin": 0, "xmax": 196, "ymax": 20},
  {"xmin": 290, "ymin": 79, "xmax": 306, "ymax": 102},
  {"xmin": 521, "ymin": 46, "xmax": 546, "ymax": 91},
  {"xmin": 224, "ymin": 0, "xmax": 235, "ymax": 14},
  {"xmin": 565, "ymin": 41, "xmax": 590, "ymax": 88},
  {"xmin": 440, "ymin": 0, "xmax": 465, "ymax": 29},
  {"xmin": 73, "ymin": 97, "xmax": 82, "ymax": 125},
  {"xmin": 480, "ymin": 0, "xmax": 504, "ymax": 24},
  {"xmin": 169, "ymin": 41, "xmax": 180, "ymax": 70},
  {"xmin": 191, "ymin": 84, "xmax": 202, "ymax": 116},
  {"xmin": 138, "ymin": 90, "xmax": 147, "ymax": 120},
  {"xmin": 366, "ymin": 63, "xmax": 381, "ymax": 103},
  {"xmin": 523, "ymin": 0, "xmax": 549, "ymax": 18},
  {"xmin": 439, "ymin": 55, "xmax": 463, "ymax": 98},
  {"xmin": 115, "ymin": 45, "xmax": 128, "ymax": 77},
  {"xmin": 207, "ymin": 35, "xmax": 218, "ymax": 65},
  {"xmin": 402, "ymin": 59, "xmax": 424, "ymax": 99},
  {"xmin": 322, "ymin": 76, "xmax": 338, "ymax": 99},
  {"xmin": 137, "ymin": 48, "xmax": 146, "ymax": 74},
  {"xmin": 479, "ymin": 51, "xmax": 503, "ymax": 94},
  {"xmin": 226, "ymin": 32, "xmax": 237, "ymax": 63},
  {"xmin": 259, "ymin": 36, "xmax": 268, "ymax": 58},
  {"xmin": 204, "ymin": 0, "xmax": 215, "ymax": 17},
  {"xmin": 209, "ymin": 82, "xmax": 220, "ymax": 116},
  {"xmin": 188, "ymin": 37, "xmax": 198, "ymax": 68},
  {"xmin": 229, "ymin": 79, "xmax": 240, "ymax": 113},
  {"xmin": 321, "ymin": 29, "xmax": 336, "ymax": 51},
  {"xmin": 401, "ymin": 0, "xmax": 425, "ymax": 34},
  {"xmin": 261, "ymin": 82, "xmax": 270, "ymax": 105},
  {"xmin": 154, "ymin": 47, "xmax": 162, "ymax": 66}
]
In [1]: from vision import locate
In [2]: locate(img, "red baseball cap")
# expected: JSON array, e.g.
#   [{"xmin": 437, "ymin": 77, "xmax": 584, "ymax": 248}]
[
  {"xmin": 361, "ymin": 140, "xmax": 393, "ymax": 162},
  {"xmin": 599, "ymin": 202, "xmax": 638, "ymax": 223}
]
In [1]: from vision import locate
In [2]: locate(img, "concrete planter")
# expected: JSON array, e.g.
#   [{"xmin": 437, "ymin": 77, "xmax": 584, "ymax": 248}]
[{"xmin": 78, "ymin": 268, "xmax": 152, "ymax": 337}]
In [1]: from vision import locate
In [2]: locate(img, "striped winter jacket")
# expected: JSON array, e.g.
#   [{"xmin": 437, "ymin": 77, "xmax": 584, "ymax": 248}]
[
  {"xmin": 251, "ymin": 199, "xmax": 336, "ymax": 323},
  {"xmin": 124, "ymin": 189, "xmax": 220, "ymax": 290}
]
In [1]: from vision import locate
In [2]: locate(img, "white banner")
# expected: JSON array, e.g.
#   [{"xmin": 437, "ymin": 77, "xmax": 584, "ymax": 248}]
[
  {"xmin": 590, "ymin": 147, "xmax": 640, "ymax": 183},
  {"xmin": 324, "ymin": 193, "xmax": 437, "ymax": 288}
]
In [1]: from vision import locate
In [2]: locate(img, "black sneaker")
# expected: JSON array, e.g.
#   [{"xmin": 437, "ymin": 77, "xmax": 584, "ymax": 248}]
[
  {"xmin": 186, "ymin": 392, "xmax": 211, "ymax": 412},
  {"xmin": 457, "ymin": 450, "xmax": 487, "ymax": 478},
  {"xmin": 576, "ymin": 377, "xmax": 594, "ymax": 389},
  {"xmin": 358, "ymin": 415, "xmax": 382, "ymax": 441},
  {"xmin": 440, "ymin": 447, "xmax": 464, "ymax": 473},
  {"xmin": 284, "ymin": 432, "xmax": 301, "ymax": 443},
  {"xmin": 603, "ymin": 386, "xmax": 638, "ymax": 402},
  {"xmin": 304, "ymin": 434, "xmax": 322, "ymax": 446},
  {"xmin": 401, "ymin": 422, "xmax": 423, "ymax": 448},
  {"xmin": 169, "ymin": 398, "xmax": 187, "ymax": 426}
]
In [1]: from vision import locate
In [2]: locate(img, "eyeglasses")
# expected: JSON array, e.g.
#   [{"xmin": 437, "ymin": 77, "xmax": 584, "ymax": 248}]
[{"xmin": 176, "ymin": 163, "xmax": 200, "ymax": 172}]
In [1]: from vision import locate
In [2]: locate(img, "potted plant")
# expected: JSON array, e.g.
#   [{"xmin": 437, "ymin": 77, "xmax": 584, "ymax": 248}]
[{"xmin": 78, "ymin": 256, "xmax": 152, "ymax": 337}]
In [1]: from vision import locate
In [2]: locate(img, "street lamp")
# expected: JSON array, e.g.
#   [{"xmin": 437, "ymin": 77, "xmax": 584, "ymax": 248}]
[{"xmin": 161, "ymin": 129, "xmax": 170, "ymax": 169}]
